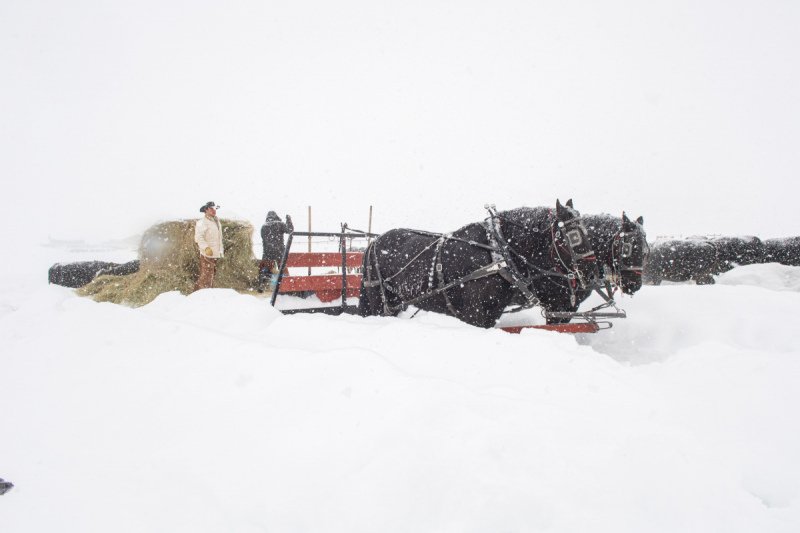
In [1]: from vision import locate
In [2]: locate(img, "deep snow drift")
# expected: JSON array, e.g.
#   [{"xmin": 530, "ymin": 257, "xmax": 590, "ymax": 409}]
[{"xmin": 1, "ymin": 245, "xmax": 799, "ymax": 532}]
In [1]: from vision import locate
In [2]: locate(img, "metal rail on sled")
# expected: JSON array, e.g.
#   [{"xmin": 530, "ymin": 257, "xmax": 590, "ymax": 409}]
[
  {"xmin": 270, "ymin": 226, "xmax": 623, "ymax": 334},
  {"xmin": 269, "ymin": 227, "xmax": 372, "ymax": 316}
]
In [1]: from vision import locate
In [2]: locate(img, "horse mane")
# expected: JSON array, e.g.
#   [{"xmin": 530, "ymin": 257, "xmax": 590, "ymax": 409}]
[
  {"xmin": 494, "ymin": 207, "xmax": 554, "ymax": 243},
  {"xmin": 583, "ymin": 213, "xmax": 648, "ymax": 260},
  {"xmin": 583, "ymin": 214, "xmax": 621, "ymax": 255},
  {"xmin": 496, "ymin": 206, "xmax": 552, "ymax": 231}
]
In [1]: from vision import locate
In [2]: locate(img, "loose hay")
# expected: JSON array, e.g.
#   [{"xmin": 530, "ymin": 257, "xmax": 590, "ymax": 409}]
[{"xmin": 79, "ymin": 219, "xmax": 260, "ymax": 306}]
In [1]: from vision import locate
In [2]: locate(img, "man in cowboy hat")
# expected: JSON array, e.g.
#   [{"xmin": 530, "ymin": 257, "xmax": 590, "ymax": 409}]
[{"xmin": 194, "ymin": 201, "xmax": 224, "ymax": 291}]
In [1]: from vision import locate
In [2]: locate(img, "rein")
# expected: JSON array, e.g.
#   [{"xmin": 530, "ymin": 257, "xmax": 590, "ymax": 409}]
[
  {"xmin": 364, "ymin": 206, "xmax": 597, "ymax": 316},
  {"xmin": 490, "ymin": 208, "xmax": 594, "ymax": 294}
]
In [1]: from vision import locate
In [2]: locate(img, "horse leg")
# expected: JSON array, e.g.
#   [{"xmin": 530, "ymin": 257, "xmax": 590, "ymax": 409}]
[
  {"xmin": 358, "ymin": 251, "xmax": 380, "ymax": 317},
  {"xmin": 358, "ymin": 255, "xmax": 401, "ymax": 317},
  {"xmin": 359, "ymin": 285, "xmax": 402, "ymax": 317},
  {"xmin": 358, "ymin": 269, "xmax": 387, "ymax": 317},
  {"xmin": 357, "ymin": 282, "xmax": 377, "ymax": 316},
  {"xmin": 451, "ymin": 279, "xmax": 508, "ymax": 328},
  {"xmin": 542, "ymin": 290, "xmax": 579, "ymax": 325}
]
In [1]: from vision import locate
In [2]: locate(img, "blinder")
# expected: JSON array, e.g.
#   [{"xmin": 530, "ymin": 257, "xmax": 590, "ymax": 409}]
[
  {"xmin": 559, "ymin": 217, "xmax": 595, "ymax": 260},
  {"xmin": 553, "ymin": 214, "xmax": 598, "ymax": 290},
  {"xmin": 567, "ymin": 229, "xmax": 584, "ymax": 248},
  {"xmin": 614, "ymin": 231, "xmax": 647, "ymax": 272}
]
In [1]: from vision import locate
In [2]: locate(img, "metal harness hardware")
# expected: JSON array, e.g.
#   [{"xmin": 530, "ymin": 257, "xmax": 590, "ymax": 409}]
[
  {"xmin": 483, "ymin": 204, "xmax": 540, "ymax": 311},
  {"xmin": 366, "ymin": 205, "xmax": 595, "ymax": 316}
]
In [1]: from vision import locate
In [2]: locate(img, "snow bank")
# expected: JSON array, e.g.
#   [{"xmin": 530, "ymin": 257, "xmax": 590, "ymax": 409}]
[
  {"xmin": 717, "ymin": 263, "xmax": 800, "ymax": 292},
  {"xmin": 579, "ymin": 282, "xmax": 799, "ymax": 364},
  {"xmin": 2, "ymin": 251, "xmax": 800, "ymax": 531}
]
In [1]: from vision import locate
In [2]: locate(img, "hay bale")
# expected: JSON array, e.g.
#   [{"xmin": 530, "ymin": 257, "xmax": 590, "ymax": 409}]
[{"xmin": 79, "ymin": 218, "xmax": 259, "ymax": 307}]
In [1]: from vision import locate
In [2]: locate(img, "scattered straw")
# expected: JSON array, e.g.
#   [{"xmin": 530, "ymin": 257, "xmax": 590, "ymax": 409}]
[{"xmin": 79, "ymin": 218, "xmax": 260, "ymax": 307}]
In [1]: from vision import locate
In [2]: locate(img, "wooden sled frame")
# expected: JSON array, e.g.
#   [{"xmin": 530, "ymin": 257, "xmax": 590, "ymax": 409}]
[{"xmin": 270, "ymin": 228, "xmax": 377, "ymax": 315}]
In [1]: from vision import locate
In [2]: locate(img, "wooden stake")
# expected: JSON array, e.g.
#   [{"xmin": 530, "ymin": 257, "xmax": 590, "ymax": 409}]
[{"xmin": 368, "ymin": 205, "xmax": 373, "ymax": 244}]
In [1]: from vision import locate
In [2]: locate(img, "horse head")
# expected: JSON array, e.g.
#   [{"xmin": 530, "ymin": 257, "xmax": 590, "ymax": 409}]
[
  {"xmin": 612, "ymin": 212, "xmax": 648, "ymax": 294},
  {"xmin": 554, "ymin": 198, "xmax": 599, "ymax": 289}
]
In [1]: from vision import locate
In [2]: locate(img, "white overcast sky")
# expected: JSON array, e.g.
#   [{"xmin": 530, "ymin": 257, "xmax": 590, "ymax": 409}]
[{"xmin": 2, "ymin": 0, "xmax": 799, "ymax": 243}]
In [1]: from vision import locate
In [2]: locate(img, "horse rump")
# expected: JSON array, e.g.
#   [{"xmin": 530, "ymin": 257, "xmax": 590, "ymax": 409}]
[
  {"xmin": 358, "ymin": 229, "xmax": 443, "ymax": 320},
  {"xmin": 358, "ymin": 240, "xmax": 384, "ymax": 317}
]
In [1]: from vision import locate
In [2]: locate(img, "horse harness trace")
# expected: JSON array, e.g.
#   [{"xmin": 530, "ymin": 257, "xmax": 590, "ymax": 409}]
[{"xmin": 363, "ymin": 206, "xmax": 597, "ymax": 317}]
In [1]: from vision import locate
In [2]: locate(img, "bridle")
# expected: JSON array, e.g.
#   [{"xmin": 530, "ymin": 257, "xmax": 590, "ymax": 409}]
[
  {"xmin": 609, "ymin": 226, "xmax": 648, "ymax": 281},
  {"xmin": 487, "ymin": 205, "xmax": 598, "ymax": 303},
  {"xmin": 364, "ymin": 205, "xmax": 603, "ymax": 317},
  {"xmin": 548, "ymin": 213, "xmax": 597, "ymax": 290}
]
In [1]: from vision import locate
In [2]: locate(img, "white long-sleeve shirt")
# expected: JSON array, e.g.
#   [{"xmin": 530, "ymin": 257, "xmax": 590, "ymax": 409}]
[{"xmin": 194, "ymin": 215, "xmax": 224, "ymax": 258}]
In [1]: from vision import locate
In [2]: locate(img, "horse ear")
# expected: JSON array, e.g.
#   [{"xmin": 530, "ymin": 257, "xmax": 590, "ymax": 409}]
[
  {"xmin": 556, "ymin": 199, "xmax": 567, "ymax": 218},
  {"xmin": 622, "ymin": 211, "xmax": 630, "ymax": 224},
  {"xmin": 636, "ymin": 215, "xmax": 644, "ymax": 225},
  {"xmin": 566, "ymin": 198, "xmax": 574, "ymax": 208}
]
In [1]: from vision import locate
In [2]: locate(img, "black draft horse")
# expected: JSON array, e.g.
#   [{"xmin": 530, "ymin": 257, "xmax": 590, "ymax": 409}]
[
  {"xmin": 510, "ymin": 212, "xmax": 647, "ymax": 323},
  {"xmin": 358, "ymin": 200, "xmax": 599, "ymax": 328},
  {"xmin": 583, "ymin": 213, "xmax": 648, "ymax": 295}
]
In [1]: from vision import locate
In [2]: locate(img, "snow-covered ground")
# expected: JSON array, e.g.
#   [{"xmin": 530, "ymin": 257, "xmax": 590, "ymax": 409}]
[
  {"xmin": 1, "ymin": 244, "xmax": 799, "ymax": 532},
  {"xmin": 3, "ymin": 1, "xmax": 800, "ymax": 530}
]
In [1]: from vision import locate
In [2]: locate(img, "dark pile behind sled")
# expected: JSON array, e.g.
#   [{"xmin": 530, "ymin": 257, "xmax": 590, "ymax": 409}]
[
  {"xmin": 763, "ymin": 237, "xmax": 800, "ymax": 266},
  {"xmin": 49, "ymin": 260, "xmax": 141, "ymax": 288},
  {"xmin": 643, "ymin": 235, "xmax": 764, "ymax": 285}
]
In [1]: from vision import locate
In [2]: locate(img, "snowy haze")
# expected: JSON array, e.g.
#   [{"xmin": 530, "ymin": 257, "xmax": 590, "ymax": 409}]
[
  {"xmin": 3, "ymin": 2, "xmax": 800, "ymax": 531},
  {"xmin": 3, "ymin": 1, "xmax": 800, "ymax": 240}
]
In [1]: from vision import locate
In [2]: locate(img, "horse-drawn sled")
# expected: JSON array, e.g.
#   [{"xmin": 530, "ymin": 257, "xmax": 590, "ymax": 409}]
[{"xmin": 271, "ymin": 200, "xmax": 648, "ymax": 334}]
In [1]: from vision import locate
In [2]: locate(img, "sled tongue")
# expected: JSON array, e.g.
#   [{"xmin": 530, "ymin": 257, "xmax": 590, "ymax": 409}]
[{"xmin": 501, "ymin": 323, "xmax": 601, "ymax": 334}]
